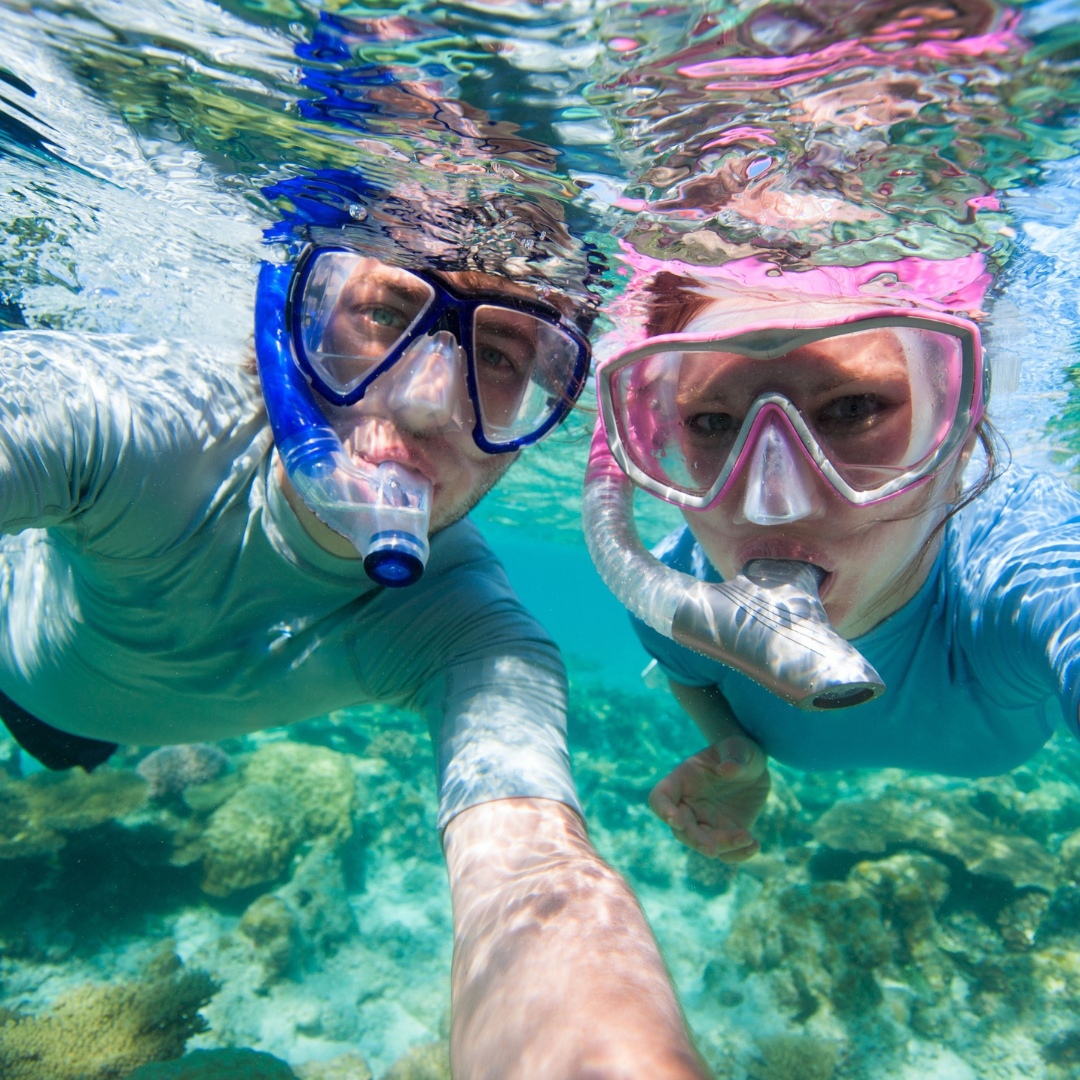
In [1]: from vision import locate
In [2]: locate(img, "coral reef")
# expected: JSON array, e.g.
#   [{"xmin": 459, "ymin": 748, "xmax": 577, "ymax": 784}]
[
  {"xmin": 196, "ymin": 743, "xmax": 359, "ymax": 896},
  {"xmin": 3, "ymin": 681, "xmax": 1080, "ymax": 1080},
  {"xmin": 813, "ymin": 782, "xmax": 1059, "ymax": 890},
  {"xmin": 749, "ymin": 1034, "xmax": 839, "ymax": 1080},
  {"xmin": 0, "ymin": 957, "xmax": 216, "ymax": 1080},
  {"xmin": 127, "ymin": 1049, "xmax": 297, "ymax": 1079},
  {"xmin": 0, "ymin": 768, "xmax": 147, "ymax": 861},
  {"xmin": 381, "ymin": 1040, "xmax": 451, "ymax": 1080},
  {"xmin": 199, "ymin": 782, "xmax": 304, "ymax": 897},
  {"xmin": 294, "ymin": 1052, "xmax": 372, "ymax": 1080},
  {"xmin": 137, "ymin": 745, "xmax": 229, "ymax": 801},
  {"xmin": 238, "ymin": 839, "xmax": 357, "ymax": 981}
]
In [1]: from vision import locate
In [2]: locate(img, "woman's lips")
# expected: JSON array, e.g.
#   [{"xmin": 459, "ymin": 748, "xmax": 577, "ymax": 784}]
[{"xmin": 735, "ymin": 537, "xmax": 836, "ymax": 597}]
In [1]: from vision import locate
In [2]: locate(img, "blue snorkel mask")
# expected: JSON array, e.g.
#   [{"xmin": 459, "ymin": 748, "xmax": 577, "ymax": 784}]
[{"xmin": 255, "ymin": 181, "xmax": 591, "ymax": 589}]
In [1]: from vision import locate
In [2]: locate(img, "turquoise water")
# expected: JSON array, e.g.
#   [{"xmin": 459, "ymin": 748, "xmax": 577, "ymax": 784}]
[{"xmin": 3, "ymin": 2, "xmax": 1080, "ymax": 1079}]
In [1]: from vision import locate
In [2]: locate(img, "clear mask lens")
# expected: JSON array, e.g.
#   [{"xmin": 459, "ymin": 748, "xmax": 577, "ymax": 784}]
[
  {"xmin": 611, "ymin": 324, "xmax": 965, "ymax": 500},
  {"xmin": 472, "ymin": 305, "xmax": 583, "ymax": 444},
  {"xmin": 295, "ymin": 251, "xmax": 584, "ymax": 447},
  {"xmin": 299, "ymin": 252, "xmax": 435, "ymax": 397}
]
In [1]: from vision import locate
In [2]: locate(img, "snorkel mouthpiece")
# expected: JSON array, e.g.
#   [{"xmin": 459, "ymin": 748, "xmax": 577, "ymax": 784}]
[
  {"xmin": 670, "ymin": 559, "xmax": 883, "ymax": 710},
  {"xmin": 255, "ymin": 262, "xmax": 432, "ymax": 587},
  {"xmin": 583, "ymin": 425, "xmax": 884, "ymax": 711}
]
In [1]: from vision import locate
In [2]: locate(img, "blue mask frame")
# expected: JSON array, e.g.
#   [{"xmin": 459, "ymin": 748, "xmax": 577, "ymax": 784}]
[{"xmin": 284, "ymin": 245, "xmax": 592, "ymax": 454}]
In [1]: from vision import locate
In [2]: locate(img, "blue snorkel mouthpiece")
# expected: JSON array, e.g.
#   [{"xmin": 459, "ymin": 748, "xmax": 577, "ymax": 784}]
[{"xmin": 255, "ymin": 261, "xmax": 432, "ymax": 587}]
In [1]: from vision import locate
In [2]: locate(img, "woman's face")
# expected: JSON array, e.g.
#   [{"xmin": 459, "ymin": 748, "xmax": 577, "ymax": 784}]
[{"xmin": 664, "ymin": 308, "xmax": 973, "ymax": 638}]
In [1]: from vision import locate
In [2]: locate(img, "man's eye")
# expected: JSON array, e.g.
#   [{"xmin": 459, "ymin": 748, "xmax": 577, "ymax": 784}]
[
  {"xmin": 815, "ymin": 394, "xmax": 889, "ymax": 430},
  {"xmin": 357, "ymin": 305, "xmax": 408, "ymax": 330},
  {"xmin": 478, "ymin": 344, "xmax": 515, "ymax": 371},
  {"xmin": 686, "ymin": 412, "xmax": 736, "ymax": 436}
]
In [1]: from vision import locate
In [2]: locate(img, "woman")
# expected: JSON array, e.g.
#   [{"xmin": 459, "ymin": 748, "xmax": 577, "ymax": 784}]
[{"xmin": 584, "ymin": 251, "xmax": 1080, "ymax": 864}]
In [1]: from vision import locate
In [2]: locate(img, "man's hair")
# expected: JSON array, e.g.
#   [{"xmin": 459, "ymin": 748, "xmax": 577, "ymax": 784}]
[{"xmin": 263, "ymin": 169, "xmax": 606, "ymax": 332}]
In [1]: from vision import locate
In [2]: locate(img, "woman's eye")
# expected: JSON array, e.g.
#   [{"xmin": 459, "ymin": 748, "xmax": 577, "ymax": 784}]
[
  {"xmin": 686, "ymin": 412, "xmax": 736, "ymax": 436},
  {"xmin": 815, "ymin": 394, "xmax": 889, "ymax": 430}
]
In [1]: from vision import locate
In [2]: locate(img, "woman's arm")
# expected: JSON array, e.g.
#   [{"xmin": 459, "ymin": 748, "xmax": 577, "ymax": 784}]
[
  {"xmin": 649, "ymin": 679, "xmax": 771, "ymax": 862},
  {"xmin": 444, "ymin": 796, "xmax": 712, "ymax": 1080},
  {"xmin": 668, "ymin": 680, "xmax": 746, "ymax": 744}
]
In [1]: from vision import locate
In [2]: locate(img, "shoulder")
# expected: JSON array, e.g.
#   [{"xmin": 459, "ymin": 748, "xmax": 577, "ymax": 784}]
[
  {"xmin": 426, "ymin": 517, "xmax": 506, "ymax": 581},
  {"xmin": 949, "ymin": 465, "xmax": 1080, "ymax": 565},
  {"xmin": 384, "ymin": 517, "xmax": 534, "ymax": 626},
  {"xmin": 652, "ymin": 524, "xmax": 720, "ymax": 582},
  {"xmin": 357, "ymin": 518, "xmax": 562, "ymax": 692},
  {"xmin": 0, "ymin": 330, "xmax": 261, "ymax": 420}
]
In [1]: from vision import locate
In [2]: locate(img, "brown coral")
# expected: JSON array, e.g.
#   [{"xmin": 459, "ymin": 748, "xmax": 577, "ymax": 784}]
[
  {"xmin": 200, "ymin": 782, "xmax": 302, "ymax": 896},
  {"xmin": 382, "ymin": 1041, "xmax": 451, "ymax": 1080},
  {"xmin": 813, "ymin": 788, "xmax": 1058, "ymax": 890},
  {"xmin": 0, "ymin": 962, "xmax": 217, "ymax": 1080},
  {"xmin": 197, "ymin": 744, "xmax": 359, "ymax": 896},
  {"xmin": 294, "ymin": 1052, "xmax": 372, "ymax": 1080},
  {"xmin": 749, "ymin": 1034, "xmax": 839, "ymax": 1080},
  {"xmin": 0, "ymin": 768, "xmax": 148, "ymax": 861}
]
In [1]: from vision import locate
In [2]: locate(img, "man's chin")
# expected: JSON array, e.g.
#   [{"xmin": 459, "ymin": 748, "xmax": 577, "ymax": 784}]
[{"xmin": 427, "ymin": 454, "xmax": 517, "ymax": 537}]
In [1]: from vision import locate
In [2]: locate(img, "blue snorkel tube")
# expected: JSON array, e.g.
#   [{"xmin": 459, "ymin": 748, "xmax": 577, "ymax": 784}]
[{"xmin": 255, "ymin": 261, "xmax": 432, "ymax": 587}]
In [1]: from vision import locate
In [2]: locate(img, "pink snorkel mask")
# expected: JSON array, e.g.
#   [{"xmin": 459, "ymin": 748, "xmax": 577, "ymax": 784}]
[
  {"xmin": 600, "ymin": 307, "xmax": 986, "ymax": 520},
  {"xmin": 583, "ymin": 253, "xmax": 991, "ymax": 711}
]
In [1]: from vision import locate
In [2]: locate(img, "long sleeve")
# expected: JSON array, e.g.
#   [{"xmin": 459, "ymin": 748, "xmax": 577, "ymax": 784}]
[
  {"xmin": 952, "ymin": 469, "xmax": 1080, "ymax": 736},
  {"xmin": 0, "ymin": 331, "xmax": 268, "ymax": 554}
]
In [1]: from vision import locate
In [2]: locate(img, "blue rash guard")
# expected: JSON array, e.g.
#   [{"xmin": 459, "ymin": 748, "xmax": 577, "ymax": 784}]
[{"xmin": 632, "ymin": 467, "xmax": 1080, "ymax": 777}]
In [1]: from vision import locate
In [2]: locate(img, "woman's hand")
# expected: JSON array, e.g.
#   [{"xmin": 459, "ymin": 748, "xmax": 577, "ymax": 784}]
[{"xmin": 648, "ymin": 736, "xmax": 770, "ymax": 863}]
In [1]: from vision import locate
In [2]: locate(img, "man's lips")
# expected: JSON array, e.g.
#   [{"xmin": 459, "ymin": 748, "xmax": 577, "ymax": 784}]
[{"xmin": 346, "ymin": 444, "xmax": 437, "ymax": 488}]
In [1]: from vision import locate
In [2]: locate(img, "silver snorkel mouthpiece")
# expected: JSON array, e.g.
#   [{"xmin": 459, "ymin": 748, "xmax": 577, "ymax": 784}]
[
  {"xmin": 671, "ymin": 559, "xmax": 883, "ymax": 710},
  {"xmin": 583, "ymin": 429, "xmax": 884, "ymax": 711}
]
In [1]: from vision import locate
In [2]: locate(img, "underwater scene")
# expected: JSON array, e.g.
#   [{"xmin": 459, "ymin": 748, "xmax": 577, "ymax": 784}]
[{"xmin": 3, "ymin": 0, "xmax": 1080, "ymax": 1078}]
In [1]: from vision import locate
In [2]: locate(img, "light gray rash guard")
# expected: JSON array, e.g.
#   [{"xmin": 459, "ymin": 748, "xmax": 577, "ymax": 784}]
[{"xmin": 0, "ymin": 331, "xmax": 580, "ymax": 828}]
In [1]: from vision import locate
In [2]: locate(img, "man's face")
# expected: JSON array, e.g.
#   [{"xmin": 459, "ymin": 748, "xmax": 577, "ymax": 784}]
[{"xmin": 313, "ymin": 261, "xmax": 576, "ymax": 533}]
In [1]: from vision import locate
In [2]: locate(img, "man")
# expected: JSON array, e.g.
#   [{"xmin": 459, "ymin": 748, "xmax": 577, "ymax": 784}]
[{"xmin": 0, "ymin": 176, "xmax": 710, "ymax": 1077}]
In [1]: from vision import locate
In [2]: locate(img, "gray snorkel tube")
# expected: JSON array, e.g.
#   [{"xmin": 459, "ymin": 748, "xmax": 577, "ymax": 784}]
[{"xmin": 583, "ymin": 426, "xmax": 885, "ymax": 711}]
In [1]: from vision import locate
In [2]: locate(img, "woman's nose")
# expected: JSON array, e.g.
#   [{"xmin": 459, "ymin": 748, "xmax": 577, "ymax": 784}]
[
  {"xmin": 385, "ymin": 330, "xmax": 469, "ymax": 433},
  {"xmin": 737, "ymin": 414, "xmax": 823, "ymax": 526}
]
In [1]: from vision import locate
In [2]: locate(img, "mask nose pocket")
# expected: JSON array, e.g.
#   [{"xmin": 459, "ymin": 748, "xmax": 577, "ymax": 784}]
[
  {"xmin": 740, "ymin": 414, "xmax": 818, "ymax": 526},
  {"xmin": 386, "ymin": 330, "xmax": 469, "ymax": 431}
]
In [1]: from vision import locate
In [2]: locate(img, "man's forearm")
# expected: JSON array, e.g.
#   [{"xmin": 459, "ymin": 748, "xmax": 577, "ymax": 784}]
[{"xmin": 444, "ymin": 797, "xmax": 711, "ymax": 1080}]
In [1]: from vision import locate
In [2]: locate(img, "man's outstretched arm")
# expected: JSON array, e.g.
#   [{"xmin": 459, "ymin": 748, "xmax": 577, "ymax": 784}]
[{"xmin": 444, "ymin": 796, "xmax": 712, "ymax": 1080}]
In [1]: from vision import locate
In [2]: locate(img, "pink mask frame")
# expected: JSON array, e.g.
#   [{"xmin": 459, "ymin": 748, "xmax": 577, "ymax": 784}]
[{"xmin": 598, "ymin": 309, "xmax": 987, "ymax": 511}]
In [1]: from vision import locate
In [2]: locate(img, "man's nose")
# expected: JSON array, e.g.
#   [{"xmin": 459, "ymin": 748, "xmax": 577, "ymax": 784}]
[{"xmin": 385, "ymin": 330, "xmax": 467, "ymax": 432}]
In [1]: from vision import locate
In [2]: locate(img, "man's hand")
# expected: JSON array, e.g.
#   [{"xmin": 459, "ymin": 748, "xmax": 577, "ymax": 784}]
[{"xmin": 649, "ymin": 736, "xmax": 770, "ymax": 863}]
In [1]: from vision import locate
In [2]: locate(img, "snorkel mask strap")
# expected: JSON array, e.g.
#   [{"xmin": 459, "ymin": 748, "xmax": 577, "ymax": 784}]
[
  {"xmin": 582, "ymin": 421, "xmax": 884, "ymax": 711},
  {"xmin": 255, "ymin": 261, "xmax": 432, "ymax": 587}
]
